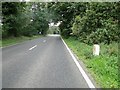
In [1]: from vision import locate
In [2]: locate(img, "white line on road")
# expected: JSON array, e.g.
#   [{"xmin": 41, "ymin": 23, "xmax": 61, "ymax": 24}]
[
  {"xmin": 43, "ymin": 40, "xmax": 46, "ymax": 42},
  {"xmin": 29, "ymin": 45, "xmax": 37, "ymax": 51},
  {"xmin": 61, "ymin": 37, "xmax": 95, "ymax": 88}
]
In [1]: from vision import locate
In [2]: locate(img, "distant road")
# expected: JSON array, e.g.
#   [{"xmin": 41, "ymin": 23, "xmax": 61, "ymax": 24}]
[{"xmin": 2, "ymin": 35, "xmax": 92, "ymax": 88}]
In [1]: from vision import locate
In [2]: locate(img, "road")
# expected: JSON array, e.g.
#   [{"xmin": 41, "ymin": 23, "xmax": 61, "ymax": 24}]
[{"xmin": 2, "ymin": 35, "xmax": 92, "ymax": 88}]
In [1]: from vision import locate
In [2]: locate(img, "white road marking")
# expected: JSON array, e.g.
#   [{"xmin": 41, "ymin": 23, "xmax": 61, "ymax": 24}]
[
  {"xmin": 29, "ymin": 45, "xmax": 37, "ymax": 51},
  {"xmin": 61, "ymin": 37, "xmax": 95, "ymax": 88},
  {"xmin": 43, "ymin": 40, "xmax": 46, "ymax": 42}
]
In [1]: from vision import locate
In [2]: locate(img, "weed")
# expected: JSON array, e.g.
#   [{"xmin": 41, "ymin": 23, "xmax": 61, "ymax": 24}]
[{"xmin": 64, "ymin": 37, "xmax": 118, "ymax": 88}]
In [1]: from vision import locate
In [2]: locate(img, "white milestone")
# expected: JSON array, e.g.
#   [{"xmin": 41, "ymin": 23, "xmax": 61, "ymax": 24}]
[{"xmin": 93, "ymin": 44, "xmax": 100, "ymax": 56}]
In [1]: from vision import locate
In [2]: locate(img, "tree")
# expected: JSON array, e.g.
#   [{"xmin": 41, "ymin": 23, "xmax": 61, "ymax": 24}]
[{"xmin": 2, "ymin": 2, "xmax": 49, "ymax": 38}]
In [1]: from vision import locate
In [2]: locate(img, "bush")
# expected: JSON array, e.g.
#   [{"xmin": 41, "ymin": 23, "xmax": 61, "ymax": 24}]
[
  {"xmin": 64, "ymin": 37, "xmax": 118, "ymax": 88},
  {"xmin": 61, "ymin": 29, "xmax": 71, "ymax": 39}
]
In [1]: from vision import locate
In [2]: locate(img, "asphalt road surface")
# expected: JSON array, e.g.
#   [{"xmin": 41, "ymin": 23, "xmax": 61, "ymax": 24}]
[{"xmin": 2, "ymin": 35, "xmax": 92, "ymax": 88}]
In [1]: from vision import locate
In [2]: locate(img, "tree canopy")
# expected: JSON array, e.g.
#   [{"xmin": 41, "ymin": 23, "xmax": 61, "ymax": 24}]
[
  {"xmin": 48, "ymin": 2, "xmax": 119, "ymax": 44},
  {"xmin": 2, "ymin": 2, "xmax": 119, "ymax": 44},
  {"xmin": 2, "ymin": 2, "xmax": 49, "ymax": 38}
]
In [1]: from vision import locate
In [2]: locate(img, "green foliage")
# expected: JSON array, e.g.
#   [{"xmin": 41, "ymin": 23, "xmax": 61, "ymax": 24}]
[
  {"xmin": 2, "ymin": 2, "xmax": 49, "ymax": 38},
  {"xmin": 48, "ymin": 26, "xmax": 59, "ymax": 34},
  {"xmin": 49, "ymin": 2, "xmax": 119, "ymax": 44},
  {"xmin": 2, "ymin": 2, "xmax": 22, "ymax": 37},
  {"xmin": 48, "ymin": 2, "xmax": 76, "ymax": 36},
  {"xmin": 72, "ymin": 15, "xmax": 88, "ymax": 37},
  {"xmin": 61, "ymin": 29, "xmax": 71, "ymax": 39},
  {"xmin": 64, "ymin": 37, "xmax": 118, "ymax": 88},
  {"xmin": 71, "ymin": 2, "xmax": 119, "ymax": 44}
]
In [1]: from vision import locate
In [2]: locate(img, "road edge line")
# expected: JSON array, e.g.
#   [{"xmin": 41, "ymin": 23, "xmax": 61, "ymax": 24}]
[{"xmin": 61, "ymin": 37, "xmax": 95, "ymax": 88}]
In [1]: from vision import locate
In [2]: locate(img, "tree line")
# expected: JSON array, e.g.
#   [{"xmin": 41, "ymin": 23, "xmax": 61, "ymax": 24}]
[
  {"xmin": 2, "ymin": 2, "xmax": 49, "ymax": 38},
  {"xmin": 48, "ymin": 2, "xmax": 119, "ymax": 45},
  {"xmin": 2, "ymin": 2, "xmax": 119, "ymax": 45}
]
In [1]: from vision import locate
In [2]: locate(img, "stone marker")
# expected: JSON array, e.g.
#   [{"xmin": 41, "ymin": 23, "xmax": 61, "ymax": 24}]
[{"xmin": 93, "ymin": 44, "xmax": 100, "ymax": 56}]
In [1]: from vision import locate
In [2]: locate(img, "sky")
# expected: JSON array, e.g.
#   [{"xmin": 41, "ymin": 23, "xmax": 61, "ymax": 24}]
[
  {"xmin": 49, "ymin": 21, "xmax": 61, "ymax": 27},
  {"xmin": 20, "ymin": 0, "xmax": 30, "ymax": 2}
]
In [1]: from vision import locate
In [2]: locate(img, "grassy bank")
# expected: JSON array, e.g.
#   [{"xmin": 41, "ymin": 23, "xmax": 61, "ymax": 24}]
[
  {"xmin": 64, "ymin": 36, "xmax": 118, "ymax": 88},
  {"xmin": 0, "ymin": 35, "xmax": 43, "ymax": 48}
]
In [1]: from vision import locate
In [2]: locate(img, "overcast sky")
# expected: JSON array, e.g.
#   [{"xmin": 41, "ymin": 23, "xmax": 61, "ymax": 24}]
[{"xmin": 49, "ymin": 21, "xmax": 61, "ymax": 27}]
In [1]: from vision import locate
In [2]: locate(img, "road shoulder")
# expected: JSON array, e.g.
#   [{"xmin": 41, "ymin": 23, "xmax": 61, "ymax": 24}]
[{"xmin": 61, "ymin": 37, "xmax": 99, "ymax": 88}]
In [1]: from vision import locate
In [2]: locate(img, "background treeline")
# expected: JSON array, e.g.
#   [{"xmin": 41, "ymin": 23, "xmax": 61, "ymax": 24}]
[
  {"xmin": 48, "ymin": 2, "xmax": 119, "ymax": 45},
  {"xmin": 1, "ymin": 2, "xmax": 120, "ymax": 44},
  {"xmin": 2, "ymin": 2, "xmax": 49, "ymax": 39}
]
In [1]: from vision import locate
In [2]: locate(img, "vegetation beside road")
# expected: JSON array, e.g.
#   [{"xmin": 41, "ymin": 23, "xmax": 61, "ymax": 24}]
[
  {"xmin": 64, "ymin": 36, "xmax": 118, "ymax": 88},
  {"xmin": 1, "ymin": 2, "xmax": 49, "ymax": 48},
  {"xmin": 0, "ymin": 35, "xmax": 43, "ymax": 48},
  {"xmin": 1, "ymin": 2, "xmax": 119, "ymax": 88},
  {"xmin": 2, "ymin": 2, "xmax": 49, "ymax": 39},
  {"xmin": 53, "ymin": 2, "xmax": 119, "ymax": 88},
  {"xmin": 50, "ymin": 2, "xmax": 119, "ymax": 44}
]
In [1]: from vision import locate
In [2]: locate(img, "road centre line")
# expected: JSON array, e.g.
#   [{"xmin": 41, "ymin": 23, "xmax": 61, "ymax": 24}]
[
  {"xmin": 29, "ymin": 45, "xmax": 37, "ymax": 51},
  {"xmin": 43, "ymin": 40, "xmax": 46, "ymax": 42},
  {"xmin": 61, "ymin": 37, "xmax": 95, "ymax": 88}
]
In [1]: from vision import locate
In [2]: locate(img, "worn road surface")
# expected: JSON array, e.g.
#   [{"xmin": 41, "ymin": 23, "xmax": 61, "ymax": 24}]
[{"xmin": 2, "ymin": 35, "xmax": 90, "ymax": 88}]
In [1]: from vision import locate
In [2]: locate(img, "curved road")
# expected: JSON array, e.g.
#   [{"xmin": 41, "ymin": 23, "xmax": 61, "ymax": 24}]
[{"xmin": 2, "ymin": 35, "xmax": 92, "ymax": 88}]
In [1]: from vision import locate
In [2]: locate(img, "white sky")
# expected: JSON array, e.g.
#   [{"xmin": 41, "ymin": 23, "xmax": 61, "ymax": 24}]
[
  {"xmin": 20, "ymin": 0, "xmax": 30, "ymax": 2},
  {"xmin": 49, "ymin": 21, "xmax": 61, "ymax": 27}
]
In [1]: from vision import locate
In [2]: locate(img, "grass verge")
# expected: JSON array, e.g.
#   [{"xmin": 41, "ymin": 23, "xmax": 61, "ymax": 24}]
[
  {"xmin": 64, "ymin": 36, "xmax": 118, "ymax": 88},
  {"xmin": 0, "ymin": 35, "xmax": 43, "ymax": 48}
]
